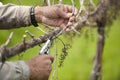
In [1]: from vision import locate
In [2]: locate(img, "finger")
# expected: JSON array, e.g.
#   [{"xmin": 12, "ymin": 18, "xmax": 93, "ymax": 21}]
[
  {"xmin": 63, "ymin": 19, "xmax": 69, "ymax": 25},
  {"xmin": 42, "ymin": 55, "xmax": 50, "ymax": 59},
  {"xmin": 74, "ymin": 7, "xmax": 78, "ymax": 16},
  {"xmin": 49, "ymin": 55, "xmax": 54, "ymax": 63},
  {"xmin": 65, "ymin": 28, "xmax": 71, "ymax": 32},
  {"xmin": 65, "ymin": 5, "xmax": 72, "ymax": 13},
  {"xmin": 45, "ymin": 59, "xmax": 52, "ymax": 65},
  {"xmin": 63, "ymin": 5, "xmax": 68, "ymax": 13},
  {"xmin": 67, "ymin": 21, "xmax": 73, "ymax": 26},
  {"xmin": 43, "ymin": 55, "xmax": 54, "ymax": 63},
  {"xmin": 58, "ymin": 10, "xmax": 72, "ymax": 19},
  {"xmin": 43, "ymin": 74, "xmax": 49, "ymax": 80},
  {"xmin": 60, "ymin": 21, "xmax": 73, "ymax": 28},
  {"xmin": 60, "ymin": 23, "xmax": 66, "ymax": 29},
  {"xmin": 68, "ymin": 6, "xmax": 73, "ymax": 13},
  {"xmin": 69, "ymin": 16, "xmax": 75, "ymax": 22},
  {"xmin": 65, "ymin": 5, "xmax": 78, "ymax": 16},
  {"xmin": 59, "ymin": 19, "xmax": 68, "ymax": 27}
]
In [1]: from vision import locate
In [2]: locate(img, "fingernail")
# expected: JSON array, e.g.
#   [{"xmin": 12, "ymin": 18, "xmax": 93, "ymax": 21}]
[
  {"xmin": 65, "ymin": 28, "xmax": 70, "ymax": 32},
  {"xmin": 60, "ymin": 24, "xmax": 65, "ymax": 28},
  {"xmin": 67, "ymin": 22, "xmax": 72, "ymax": 26}
]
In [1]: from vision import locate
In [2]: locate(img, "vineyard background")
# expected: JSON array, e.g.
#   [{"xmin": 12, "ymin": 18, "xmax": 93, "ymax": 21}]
[{"xmin": 0, "ymin": 0, "xmax": 120, "ymax": 80}]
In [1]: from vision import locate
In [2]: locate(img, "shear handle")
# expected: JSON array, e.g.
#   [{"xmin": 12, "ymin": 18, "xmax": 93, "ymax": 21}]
[{"xmin": 39, "ymin": 39, "xmax": 51, "ymax": 55}]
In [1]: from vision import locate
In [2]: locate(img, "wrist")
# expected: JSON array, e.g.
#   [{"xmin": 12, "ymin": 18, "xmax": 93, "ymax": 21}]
[
  {"xmin": 28, "ymin": 61, "xmax": 34, "ymax": 80},
  {"xmin": 34, "ymin": 6, "xmax": 43, "ymax": 23}
]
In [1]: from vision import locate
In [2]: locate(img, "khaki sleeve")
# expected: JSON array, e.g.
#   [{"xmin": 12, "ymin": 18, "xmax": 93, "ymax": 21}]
[
  {"xmin": 0, "ymin": 61, "xmax": 30, "ymax": 80},
  {"xmin": 0, "ymin": 4, "xmax": 32, "ymax": 29}
]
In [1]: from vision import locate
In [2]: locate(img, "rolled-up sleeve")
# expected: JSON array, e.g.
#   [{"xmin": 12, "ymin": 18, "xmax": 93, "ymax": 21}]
[
  {"xmin": 0, "ymin": 4, "xmax": 32, "ymax": 29},
  {"xmin": 0, "ymin": 61, "xmax": 30, "ymax": 80}
]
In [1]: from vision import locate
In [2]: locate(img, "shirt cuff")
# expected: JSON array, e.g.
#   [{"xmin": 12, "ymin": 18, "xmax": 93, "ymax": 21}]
[
  {"xmin": 0, "ymin": 61, "xmax": 30, "ymax": 80},
  {"xmin": 0, "ymin": 4, "xmax": 32, "ymax": 29},
  {"xmin": 14, "ymin": 61, "xmax": 30, "ymax": 80}
]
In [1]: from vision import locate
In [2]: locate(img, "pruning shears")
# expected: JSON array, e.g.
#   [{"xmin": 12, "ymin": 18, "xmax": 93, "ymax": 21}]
[{"xmin": 39, "ymin": 39, "xmax": 52, "ymax": 55}]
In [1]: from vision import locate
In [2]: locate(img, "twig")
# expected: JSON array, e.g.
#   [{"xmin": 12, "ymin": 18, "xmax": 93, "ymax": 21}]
[
  {"xmin": 58, "ymin": 0, "xmax": 62, "ymax": 4},
  {"xmin": 50, "ymin": 39, "xmax": 58, "ymax": 80},
  {"xmin": 36, "ymin": 27, "xmax": 48, "ymax": 34},
  {"xmin": 71, "ymin": 0, "xmax": 75, "ymax": 15},
  {"xmin": 5, "ymin": 32, "xmax": 14, "ymax": 47},
  {"xmin": 22, "ymin": 35, "xmax": 27, "ymax": 45},
  {"xmin": 0, "ymin": 32, "xmax": 13, "ymax": 62},
  {"xmin": 47, "ymin": 0, "xmax": 51, "ymax": 6},
  {"xmin": 89, "ymin": 0, "xmax": 96, "ymax": 8},
  {"xmin": 76, "ymin": 0, "xmax": 85, "ymax": 19},
  {"xmin": 25, "ymin": 30, "xmax": 35, "ymax": 40},
  {"xmin": 43, "ymin": 0, "xmax": 48, "ymax": 6}
]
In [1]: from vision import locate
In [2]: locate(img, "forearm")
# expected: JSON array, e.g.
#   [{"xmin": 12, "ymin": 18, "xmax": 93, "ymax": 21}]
[
  {"xmin": 0, "ymin": 4, "xmax": 32, "ymax": 29},
  {"xmin": 0, "ymin": 61, "xmax": 30, "ymax": 80}
]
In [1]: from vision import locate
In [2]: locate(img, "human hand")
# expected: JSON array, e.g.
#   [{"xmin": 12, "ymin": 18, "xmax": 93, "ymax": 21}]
[
  {"xmin": 28, "ymin": 55, "xmax": 54, "ymax": 80},
  {"xmin": 35, "ymin": 4, "xmax": 78, "ymax": 29}
]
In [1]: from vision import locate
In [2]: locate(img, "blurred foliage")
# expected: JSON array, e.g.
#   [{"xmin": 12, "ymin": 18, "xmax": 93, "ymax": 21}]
[{"xmin": 0, "ymin": 0, "xmax": 120, "ymax": 80}]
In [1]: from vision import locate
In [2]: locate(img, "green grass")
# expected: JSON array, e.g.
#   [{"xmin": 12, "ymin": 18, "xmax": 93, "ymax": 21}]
[{"xmin": 0, "ymin": 0, "xmax": 120, "ymax": 80}]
